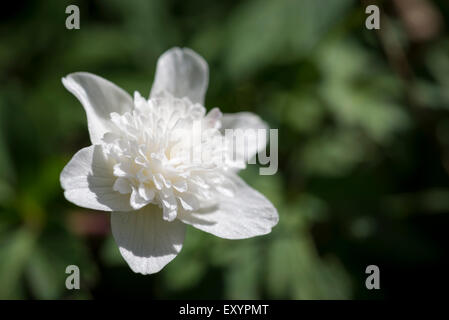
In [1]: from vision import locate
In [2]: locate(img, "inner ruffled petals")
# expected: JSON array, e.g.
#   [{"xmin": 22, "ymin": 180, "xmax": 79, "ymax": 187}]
[{"xmin": 103, "ymin": 92, "xmax": 238, "ymax": 221}]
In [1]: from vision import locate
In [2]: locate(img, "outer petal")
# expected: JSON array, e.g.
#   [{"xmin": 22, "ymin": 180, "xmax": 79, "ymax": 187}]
[
  {"xmin": 62, "ymin": 72, "xmax": 133, "ymax": 144},
  {"xmin": 150, "ymin": 47, "xmax": 209, "ymax": 105},
  {"xmin": 221, "ymin": 112, "xmax": 268, "ymax": 162},
  {"xmin": 60, "ymin": 145, "xmax": 133, "ymax": 211},
  {"xmin": 178, "ymin": 174, "xmax": 278, "ymax": 239},
  {"xmin": 111, "ymin": 205, "xmax": 186, "ymax": 275}
]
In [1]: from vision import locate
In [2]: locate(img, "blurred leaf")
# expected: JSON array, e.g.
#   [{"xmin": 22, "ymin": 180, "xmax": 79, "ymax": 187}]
[
  {"xmin": 224, "ymin": 242, "xmax": 261, "ymax": 299},
  {"xmin": 163, "ymin": 229, "xmax": 207, "ymax": 291},
  {"xmin": 384, "ymin": 189, "xmax": 449, "ymax": 216},
  {"xmin": 294, "ymin": 193, "xmax": 329, "ymax": 222},
  {"xmin": 225, "ymin": 0, "xmax": 353, "ymax": 78},
  {"xmin": 277, "ymin": 91, "xmax": 325, "ymax": 133},
  {"xmin": 0, "ymin": 180, "xmax": 14, "ymax": 205},
  {"xmin": 0, "ymin": 96, "xmax": 15, "ymax": 198},
  {"xmin": 63, "ymin": 27, "xmax": 133, "ymax": 70},
  {"xmin": 266, "ymin": 237, "xmax": 297, "ymax": 298},
  {"xmin": 100, "ymin": 235, "xmax": 125, "ymax": 267},
  {"xmin": 37, "ymin": 230, "xmax": 98, "ymax": 295},
  {"xmin": 318, "ymin": 40, "xmax": 409, "ymax": 144},
  {"xmin": 412, "ymin": 80, "xmax": 449, "ymax": 109},
  {"xmin": 0, "ymin": 228, "xmax": 36, "ymax": 299},
  {"xmin": 267, "ymin": 235, "xmax": 351, "ymax": 299},
  {"xmin": 300, "ymin": 129, "xmax": 365, "ymax": 176},
  {"xmin": 105, "ymin": 0, "xmax": 178, "ymax": 61},
  {"xmin": 322, "ymin": 82, "xmax": 409, "ymax": 143},
  {"xmin": 426, "ymin": 40, "xmax": 449, "ymax": 87},
  {"xmin": 164, "ymin": 259, "xmax": 206, "ymax": 291},
  {"xmin": 26, "ymin": 246, "xmax": 61, "ymax": 299}
]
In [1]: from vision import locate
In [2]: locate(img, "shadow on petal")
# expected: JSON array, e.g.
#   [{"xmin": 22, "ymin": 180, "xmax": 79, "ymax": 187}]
[
  {"xmin": 86, "ymin": 145, "xmax": 134, "ymax": 212},
  {"xmin": 111, "ymin": 205, "xmax": 186, "ymax": 274}
]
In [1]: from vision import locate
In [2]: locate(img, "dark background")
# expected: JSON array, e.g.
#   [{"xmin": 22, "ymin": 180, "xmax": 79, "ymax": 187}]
[{"xmin": 0, "ymin": 0, "xmax": 448, "ymax": 299}]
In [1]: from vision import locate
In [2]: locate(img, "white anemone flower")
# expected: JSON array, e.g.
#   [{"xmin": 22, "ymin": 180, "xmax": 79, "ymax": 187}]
[{"xmin": 60, "ymin": 47, "xmax": 279, "ymax": 274}]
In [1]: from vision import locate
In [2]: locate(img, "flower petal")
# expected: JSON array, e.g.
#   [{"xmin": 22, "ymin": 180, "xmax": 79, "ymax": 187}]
[
  {"xmin": 130, "ymin": 187, "xmax": 150, "ymax": 210},
  {"xmin": 60, "ymin": 145, "xmax": 133, "ymax": 211},
  {"xmin": 150, "ymin": 47, "xmax": 209, "ymax": 105},
  {"xmin": 178, "ymin": 174, "xmax": 278, "ymax": 239},
  {"xmin": 111, "ymin": 205, "xmax": 186, "ymax": 274},
  {"xmin": 62, "ymin": 72, "xmax": 133, "ymax": 144},
  {"xmin": 221, "ymin": 112, "xmax": 268, "ymax": 162}
]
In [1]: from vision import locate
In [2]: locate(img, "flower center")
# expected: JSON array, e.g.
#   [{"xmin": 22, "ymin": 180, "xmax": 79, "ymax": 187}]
[{"xmin": 102, "ymin": 92, "xmax": 237, "ymax": 220}]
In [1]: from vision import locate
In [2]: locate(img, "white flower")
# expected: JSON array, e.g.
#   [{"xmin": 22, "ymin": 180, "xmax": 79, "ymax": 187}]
[{"xmin": 60, "ymin": 47, "xmax": 279, "ymax": 274}]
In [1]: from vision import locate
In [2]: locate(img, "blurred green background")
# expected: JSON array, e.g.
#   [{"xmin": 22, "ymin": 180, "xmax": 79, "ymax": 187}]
[{"xmin": 1, "ymin": 0, "xmax": 449, "ymax": 299}]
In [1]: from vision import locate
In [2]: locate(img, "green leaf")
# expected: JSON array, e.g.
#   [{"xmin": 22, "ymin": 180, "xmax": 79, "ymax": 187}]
[
  {"xmin": 162, "ymin": 229, "xmax": 208, "ymax": 291},
  {"xmin": 224, "ymin": 243, "xmax": 261, "ymax": 299},
  {"xmin": 267, "ymin": 235, "xmax": 351, "ymax": 299},
  {"xmin": 37, "ymin": 230, "xmax": 98, "ymax": 295},
  {"xmin": 26, "ymin": 246, "xmax": 61, "ymax": 299},
  {"xmin": 100, "ymin": 235, "xmax": 126, "ymax": 267},
  {"xmin": 0, "ymin": 228, "xmax": 36, "ymax": 299},
  {"xmin": 225, "ymin": 0, "xmax": 353, "ymax": 78},
  {"xmin": 300, "ymin": 129, "xmax": 366, "ymax": 176}
]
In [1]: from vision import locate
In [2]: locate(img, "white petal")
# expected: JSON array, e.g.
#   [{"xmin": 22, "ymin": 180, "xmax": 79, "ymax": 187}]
[
  {"xmin": 161, "ymin": 191, "xmax": 178, "ymax": 221},
  {"xmin": 150, "ymin": 47, "xmax": 209, "ymax": 105},
  {"xmin": 178, "ymin": 174, "xmax": 278, "ymax": 239},
  {"xmin": 221, "ymin": 112, "xmax": 268, "ymax": 162},
  {"xmin": 60, "ymin": 145, "xmax": 133, "ymax": 211},
  {"xmin": 130, "ymin": 187, "xmax": 150, "ymax": 210},
  {"xmin": 111, "ymin": 205, "xmax": 186, "ymax": 274},
  {"xmin": 178, "ymin": 193, "xmax": 199, "ymax": 211},
  {"xmin": 173, "ymin": 180, "xmax": 188, "ymax": 192},
  {"xmin": 62, "ymin": 72, "xmax": 133, "ymax": 144},
  {"xmin": 138, "ymin": 184, "xmax": 155, "ymax": 202},
  {"xmin": 113, "ymin": 177, "xmax": 132, "ymax": 194},
  {"xmin": 204, "ymin": 107, "xmax": 222, "ymax": 129}
]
